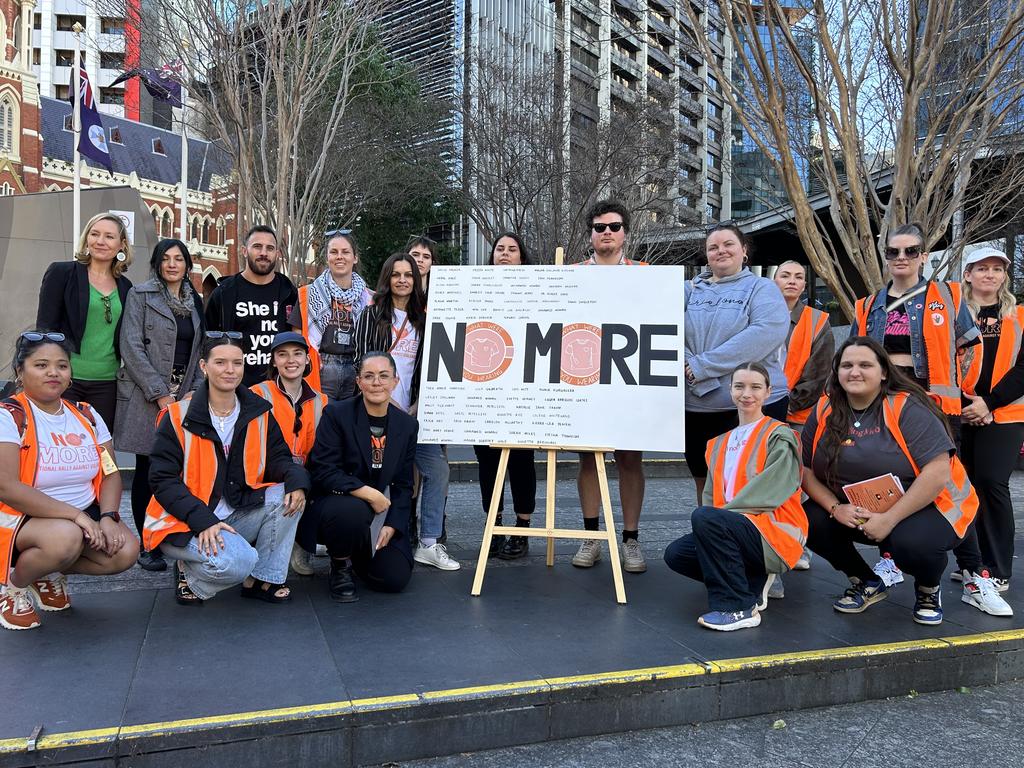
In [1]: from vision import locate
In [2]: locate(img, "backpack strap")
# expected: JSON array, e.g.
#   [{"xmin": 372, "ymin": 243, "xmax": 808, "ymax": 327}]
[
  {"xmin": 72, "ymin": 401, "xmax": 98, "ymax": 428},
  {"xmin": 0, "ymin": 398, "xmax": 27, "ymax": 438}
]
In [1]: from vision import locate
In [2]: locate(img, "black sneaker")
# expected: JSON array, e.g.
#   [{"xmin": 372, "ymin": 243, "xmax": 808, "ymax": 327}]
[
  {"xmin": 498, "ymin": 535, "xmax": 529, "ymax": 560},
  {"xmin": 138, "ymin": 550, "xmax": 168, "ymax": 572},
  {"xmin": 328, "ymin": 560, "xmax": 358, "ymax": 603}
]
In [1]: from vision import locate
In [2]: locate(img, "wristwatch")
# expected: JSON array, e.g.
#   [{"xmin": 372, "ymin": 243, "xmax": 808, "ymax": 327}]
[{"xmin": 100, "ymin": 510, "xmax": 121, "ymax": 523}]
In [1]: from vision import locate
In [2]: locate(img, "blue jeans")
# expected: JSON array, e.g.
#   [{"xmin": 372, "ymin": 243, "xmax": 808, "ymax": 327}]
[
  {"xmin": 159, "ymin": 500, "xmax": 300, "ymax": 600},
  {"xmin": 414, "ymin": 443, "xmax": 449, "ymax": 541}
]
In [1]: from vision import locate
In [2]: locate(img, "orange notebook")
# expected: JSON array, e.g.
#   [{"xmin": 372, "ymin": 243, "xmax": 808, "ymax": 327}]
[{"xmin": 842, "ymin": 473, "xmax": 905, "ymax": 514}]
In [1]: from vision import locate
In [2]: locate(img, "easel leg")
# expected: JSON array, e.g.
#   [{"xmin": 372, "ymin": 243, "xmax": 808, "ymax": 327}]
[
  {"xmin": 472, "ymin": 448, "xmax": 510, "ymax": 596},
  {"xmin": 545, "ymin": 449, "xmax": 556, "ymax": 567},
  {"xmin": 596, "ymin": 452, "xmax": 627, "ymax": 604}
]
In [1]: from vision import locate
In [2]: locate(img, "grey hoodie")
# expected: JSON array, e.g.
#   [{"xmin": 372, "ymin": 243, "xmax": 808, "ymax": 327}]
[{"xmin": 685, "ymin": 268, "xmax": 790, "ymax": 412}]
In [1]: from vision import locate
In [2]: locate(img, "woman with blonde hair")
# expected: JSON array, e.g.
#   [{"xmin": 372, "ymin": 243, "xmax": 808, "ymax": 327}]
[{"xmin": 36, "ymin": 212, "xmax": 134, "ymax": 428}]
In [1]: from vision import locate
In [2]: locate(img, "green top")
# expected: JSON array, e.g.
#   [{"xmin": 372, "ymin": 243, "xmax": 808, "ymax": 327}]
[{"xmin": 70, "ymin": 285, "xmax": 122, "ymax": 381}]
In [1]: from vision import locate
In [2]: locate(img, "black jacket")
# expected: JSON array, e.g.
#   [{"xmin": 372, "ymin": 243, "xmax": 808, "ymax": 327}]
[
  {"xmin": 353, "ymin": 305, "xmax": 423, "ymax": 406},
  {"xmin": 304, "ymin": 396, "xmax": 418, "ymax": 559},
  {"xmin": 148, "ymin": 383, "xmax": 311, "ymax": 546},
  {"xmin": 36, "ymin": 261, "xmax": 133, "ymax": 359}
]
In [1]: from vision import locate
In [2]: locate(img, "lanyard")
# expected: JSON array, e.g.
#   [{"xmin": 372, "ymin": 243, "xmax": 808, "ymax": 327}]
[{"xmin": 390, "ymin": 314, "xmax": 411, "ymax": 352}]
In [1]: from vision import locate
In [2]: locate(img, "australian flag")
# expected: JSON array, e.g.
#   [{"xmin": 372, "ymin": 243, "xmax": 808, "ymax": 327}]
[
  {"xmin": 110, "ymin": 62, "xmax": 184, "ymax": 107},
  {"xmin": 67, "ymin": 66, "xmax": 113, "ymax": 174}
]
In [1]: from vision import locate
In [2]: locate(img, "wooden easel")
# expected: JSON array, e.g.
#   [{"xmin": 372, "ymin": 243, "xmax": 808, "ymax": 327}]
[
  {"xmin": 470, "ymin": 445, "xmax": 627, "ymax": 604},
  {"xmin": 469, "ymin": 246, "xmax": 627, "ymax": 605}
]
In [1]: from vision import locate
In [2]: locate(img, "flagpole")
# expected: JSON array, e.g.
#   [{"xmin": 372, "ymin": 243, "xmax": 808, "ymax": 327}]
[
  {"xmin": 179, "ymin": 80, "xmax": 188, "ymax": 242},
  {"xmin": 72, "ymin": 22, "xmax": 84, "ymax": 250}
]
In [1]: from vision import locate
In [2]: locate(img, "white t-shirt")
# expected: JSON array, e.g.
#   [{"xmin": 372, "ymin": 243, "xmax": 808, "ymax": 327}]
[
  {"xmin": 0, "ymin": 400, "xmax": 112, "ymax": 510},
  {"xmin": 208, "ymin": 398, "xmax": 284, "ymax": 520},
  {"xmin": 390, "ymin": 308, "xmax": 420, "ymax": 413},
  {"xmin": 723, "ymin": 421, "xmax": 759, "ymax": 503}
]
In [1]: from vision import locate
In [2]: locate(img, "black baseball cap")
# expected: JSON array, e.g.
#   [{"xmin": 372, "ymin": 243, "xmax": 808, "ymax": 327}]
[{"xmin": 270, "ymin": 331, "xmax": 309, "ymax": 353}]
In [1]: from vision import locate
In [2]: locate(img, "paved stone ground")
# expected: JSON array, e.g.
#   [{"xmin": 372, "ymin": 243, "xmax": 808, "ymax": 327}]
[
  {"xmin": 392, "ymin": 680, "xmax": 1024, "ymax": 768},
  {"xmin": 68, "ymin": 467, "xmax": 1024, "ymax": 594}
]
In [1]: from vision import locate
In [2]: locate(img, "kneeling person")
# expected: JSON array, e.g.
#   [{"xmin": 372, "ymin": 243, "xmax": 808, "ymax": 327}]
[
  {"xmin": 0, "ymin": 332, "xmax": 139, "ymax": 630},
  {"xmin": 146, "ymin": 333, "xmax": 309, "ymax": 605},
  {"xmin": 299, "ymin": 351, "xmax": 417, "ymax": 602},
  {"xmin": 664, "ymin": 363, "xmax": 807, "ymax": 631}
]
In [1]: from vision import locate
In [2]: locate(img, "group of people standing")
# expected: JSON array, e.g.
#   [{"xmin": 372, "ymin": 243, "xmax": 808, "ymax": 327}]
[{"xmin": 0, "ymin": 204, "xmax": 1020, "ymax": 638}]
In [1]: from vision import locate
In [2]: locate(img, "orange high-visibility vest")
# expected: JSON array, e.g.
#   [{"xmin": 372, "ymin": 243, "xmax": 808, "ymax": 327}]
[
  {"xmin": 810, "ymin": 393, "xmax": 978, "ymax": 537},
  {"xmin": 705, "ymin": 416, "xmax": 808, "ymax": 569},
  {"xmin": 961, "ymin": 305, "xmax": 1024, "ymax": 424},
  {"xmin": 296, "ymin": 284, "xmax": 323, "ymax": 392},
  {"xmin": 143, "ymin": 396, "xmax": 272, "ymax": 551},
  {"xmin": 784, "ymin": 305, "xmax": 830, "ymax": 425},
  {"xmin": 854, "ymin": 282, "xmax": 964, "ymax": 416},
  {"xmin": 0, "ymin": 394, "xmax": 104, "ymax": 585},
  {"xmin": 250, "ymin": 380, "xmax": 327, "ymax": 465}
]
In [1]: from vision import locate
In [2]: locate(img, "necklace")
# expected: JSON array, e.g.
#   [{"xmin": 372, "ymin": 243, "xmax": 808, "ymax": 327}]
[
  {"xmin": 851, "ymin": 405, "xmax": 870, "ymax": 429},
  {"xmin": 209, "ymin": 399, "xmax": 237, "ymax": 431}
]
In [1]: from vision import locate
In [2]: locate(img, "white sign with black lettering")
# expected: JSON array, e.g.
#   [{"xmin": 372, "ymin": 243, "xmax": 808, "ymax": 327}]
[{"xmin": 418, "ymin": 265, "xmax": 685, "ymax": 451}]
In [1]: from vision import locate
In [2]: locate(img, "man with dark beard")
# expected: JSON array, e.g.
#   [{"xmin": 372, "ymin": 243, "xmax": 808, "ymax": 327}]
[{"xmin": 205, "ymin": 226, "xmax": 299, "ymax": 387}]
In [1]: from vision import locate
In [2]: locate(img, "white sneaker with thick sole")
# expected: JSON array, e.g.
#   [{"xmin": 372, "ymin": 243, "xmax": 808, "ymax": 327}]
[
  {"xmin": 414, "ymin": 543, "xmax": 461, "ymax": 571},
  {"xmin": 793, "ymin": 550, "xmax": 811, "ymax": 570},
  {"xmin": 962, "ymin": 570, "xmax": 1013, "ymax": 617},
  {"xmin": 620, "ymin": 539, "xmax": 647, "ymax": 573},
  {"xmin": 571, "ymin": 539, "xmax": 602, "ymax": 568},
  {"xmin": 290, "ymin": 543, "xmax": 314, "ymax": 576}
]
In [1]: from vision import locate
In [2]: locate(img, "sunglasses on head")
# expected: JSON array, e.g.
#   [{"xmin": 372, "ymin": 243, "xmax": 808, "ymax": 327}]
[
  {"xmin": 884, "ymin": 245, "xmax": 923, "ymax": 260},
  {"xmin": 592, "ymin": 222, "xmax": 624, "ymax": 233},
  {"xmin": 20, "ymin": 331, "xmax": 66, "ymax": 344},
  {"xmin": 325, "ymin": 228, "xmax": 352, "ymax": 238},
  {"xmin": 205, "ymin": 331, "xmax": 244, "ymax": 340}
]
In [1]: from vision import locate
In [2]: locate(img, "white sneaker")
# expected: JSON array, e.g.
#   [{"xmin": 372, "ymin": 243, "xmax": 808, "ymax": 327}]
[
  {"xmin": 571, "ymin": 539, "xmax": 602, "ymax": 568},
  {"xmin": 621, "ymin": 539, "xmax": 647, "ymax": 573},
  {"xmin": 290, "ymin": 543, "xmax": 314, "ymax": 576},
  {"xmin": 414, "ymin": 543, "xmax": 461, "ymax": 571},
  {"xmin": 794, "ymin": 549, "xmax": 811, "ymax": 570},
  {"xmin": 962, "ymin": 570, "xmax": 1014, "ymax": 617}
]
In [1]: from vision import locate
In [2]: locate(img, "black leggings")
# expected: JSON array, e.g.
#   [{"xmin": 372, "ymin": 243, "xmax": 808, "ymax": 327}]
[
  {"xmin": 312, "ymin": 495, "xmax": 412, "ymax": 593},
  {"xmin": 684, "ymin": 397, "xmax": 789, "ymax": 478},
  {"xmin": 473, "ymin": 446, "xmax": 537, "ymax": 519},
  {"xmin": 131, "ymin": 454, "xmax": 152, "ymax": 546},
  {"xmin": 961, "ymin": 421, "xmax": 1024, "ymax": 579},
  {"xmin": 805, "ymin": 498, "xmax": 959, "ymax": 588}
]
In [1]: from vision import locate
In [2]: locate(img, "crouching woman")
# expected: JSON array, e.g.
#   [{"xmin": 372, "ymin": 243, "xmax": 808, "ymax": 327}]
[
  {"xmin": 146, "ymin": 333, "xmax": 310, "ymax": 605},
  {"xmin": 664, "ymin": 363, "xmax": 807, "ymax": 631},
  {"xmin": 0, "ymin": 331, "xmax": 138, "ymax": 630}
]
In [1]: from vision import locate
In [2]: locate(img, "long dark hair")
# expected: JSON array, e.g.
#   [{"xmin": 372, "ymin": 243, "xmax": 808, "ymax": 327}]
[
  {"xmin": 488, "ymin": 232, "xmax": 532, "ymax": 265},
  {"xmin": 373, "ymin": 252, "xmax": 426, "ymax": 340},
  {"xmin": 818, "ymin": 336, "xmax": 950, "ymax": 485},
  {"xmin": 150, "ymin": 238, "xmax": 194, "ymax": 276}
]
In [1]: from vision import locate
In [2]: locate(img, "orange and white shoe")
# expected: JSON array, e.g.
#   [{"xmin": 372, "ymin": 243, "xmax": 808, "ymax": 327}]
[
  {"xmin": 29, "ymin": 574, "xmax": 71, "ymax": 612},
  {"xmin": 0, "ymin": 585, "xmax": 42, "ymax": 630}
]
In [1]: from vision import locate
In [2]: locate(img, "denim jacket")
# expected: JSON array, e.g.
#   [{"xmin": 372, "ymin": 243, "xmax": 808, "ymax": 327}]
[{"xmin": 855, "ymin": 278, "xmax": 980, "ymax": 380}]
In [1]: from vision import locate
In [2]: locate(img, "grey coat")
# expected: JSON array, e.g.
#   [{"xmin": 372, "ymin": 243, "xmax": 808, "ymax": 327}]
[{"xmin": 114, "ymin": 279, "xmax": 204, "ymax": 455}]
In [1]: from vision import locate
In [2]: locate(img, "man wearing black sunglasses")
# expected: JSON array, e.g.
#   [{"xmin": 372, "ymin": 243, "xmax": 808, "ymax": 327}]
[{"xmin": 573, "ymin": 200, "xmax": 649, "ymax": 575}]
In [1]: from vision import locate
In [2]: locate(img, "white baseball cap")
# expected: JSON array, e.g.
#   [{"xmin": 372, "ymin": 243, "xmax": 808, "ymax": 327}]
[{"xmin": 964, "ymin": 247, "xmax": 1010, "ymax": 268}]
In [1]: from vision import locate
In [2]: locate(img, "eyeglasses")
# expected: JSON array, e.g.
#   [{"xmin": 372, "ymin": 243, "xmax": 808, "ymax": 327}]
[
  {"xmin": 592, "ymin": 222, "xmax": 624, "ymax": 233},
  {"xmin": 100, "ymin": 294, "xmax": 113, "ymax": 324},
  {"xmin": 20, "ymin": 331, "xmax": 66, "ymax": 343},
  {"xmin": 325, "ymin": 228, "xmax": 352, "ymax": 238},
  {"xmin": 205, "ymin": 331, "xmax": 244, "ymax": 340},
  {"xmin": 359, "ymin": 372, "xmax": 394, "ymax": 383},
  {"xmin": 884, "ymin": 245, "xmax": 923, "ymax": 260}
]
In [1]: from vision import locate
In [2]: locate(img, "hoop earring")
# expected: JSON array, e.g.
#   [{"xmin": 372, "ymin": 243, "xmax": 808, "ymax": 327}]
[{"xmin": 116, "ymin": 251, "xmax": 127, "ymax": 262}]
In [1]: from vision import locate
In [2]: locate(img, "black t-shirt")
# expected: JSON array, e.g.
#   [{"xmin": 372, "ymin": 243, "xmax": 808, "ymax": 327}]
[
  {"xmin": 173, "ymin": 312, "xmax": 195, "ymax": 369},
  {"xmin": 205, "ymin": 273, "xmax": 298, "ymax": 387},
  {"xmin": 883, "ymin": 303, "xmax": 911, "ymax": 355},
  {"xmin": 802, "ymin": 396, "xmax": 954, "ymax": 502},
  {"xmin": 368, "ymin": 414, "xmax": 387, "ymax": 489},
  {"xmin": 975, "ymin": 304, "xmax": 1004, "ymax": 397}
]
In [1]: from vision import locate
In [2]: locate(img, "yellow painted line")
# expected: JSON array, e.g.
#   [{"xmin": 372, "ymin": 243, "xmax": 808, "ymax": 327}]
[{"xmin": 3, "ymin": 629, "xmax": 1022, "ymax": 755}]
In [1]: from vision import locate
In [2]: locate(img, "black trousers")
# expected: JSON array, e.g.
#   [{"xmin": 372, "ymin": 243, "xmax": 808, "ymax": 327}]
[
  {"xmin": 961, "ymin": 421, "xmax": 1024, "ymax": 579},
  {"xmin": 310, "ymin": 495, "xmax": 412, "ymax": 593},
  {"xmin": 684, "ymin": 397, "xmax": 789, "ymax": 479},
  {"xmin": 473, "ymin": 446, "xmax": 537, "ymax": 518},
  {"xmin": 663, "ymin": 506, "xmax": 769, "ymax": 612},
  {"xmin": 131, "ymin": 454, "xmax": 152, "ymax": 547},
  {"xmin": 805, "ymin": 498, "xmax": 959, "ymax": 588},
  {"xmin": 66, "ymin": 379, "xmax": 117, "ymax": 432}
]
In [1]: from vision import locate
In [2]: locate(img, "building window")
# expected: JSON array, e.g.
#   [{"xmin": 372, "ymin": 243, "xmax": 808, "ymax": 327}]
[
  {"xmin": 63, "ymin": 114, "xmax": 73, "ymax": 131},
  {"xmin": 571, "ymin": 9, "xmax": 599, "ymax": 39},
  {"xmin": 55, "ymin": 15, "xmax": 86, "ymax": 31},
  {"xmin": 708, "ymin": 126, "xmax": 722, "ymax": 143},
  {"xmin": 32, "ymin": 48, "xmax": 40, "ymax": 65},
  {"xmin": 708, "ymin": 101, "xmax": 723, "ymax": 119},
  {"xmin": 33, "ymin": 13, "xmax": 40, "ymax": 29},
  {"xmin": 100, "ymin": 52, "xmax": 125, "ymax": 69},
  {"xmin": 0, "ymin": 96, "xmax": 16, "ymax": 155},
  {"xmin": 707, "ymin": 151, "xmax": 721, "ymax": 169},
  {"xmin": 571, "ymin": 43, "xmax": 598, "ymax": 72},
  {"xmin": 55, "ymin": 49, "xmax": 74, "ymax": 67},
  {"xmin": 0, "ymin": 182, "xmax": 14, "ymax": 196},
  {"xmin": 152, "ymin": 138, "xmax": 166, "ymax": 155},
  {"xmin": 110, "ymin": 127, "xmax": 123, "ymax": 144},
  {"xmin": 706, "ymin": 178, "xmax": 722, "ymax": 196},
  {"xmin": 55, "ymin": 84, "xmax": 70, "ymax": 100},
  {"xmin": 162, "ymin": 210, "xmax": 173, "ymax": 236},
  {"xmin": 707, "ymin": 75, "xmax": 721, "ymax": 93},
  {"xmin": 100, "ymin": 88, "xmax": 125, "ymax": 105},
  {"xmin": 100, "ymin": 17, "xmax": 125, "ymax": 35}
]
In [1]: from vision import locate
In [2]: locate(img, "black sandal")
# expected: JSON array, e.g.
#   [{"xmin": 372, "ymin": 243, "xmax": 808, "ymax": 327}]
[
  {"xmin": 174, "ymin": 562, "xmax": 203, "ymax": 607},
  {"xmin": 240, "ymin": 578, "xmax": 292, "ymax": 604}
]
